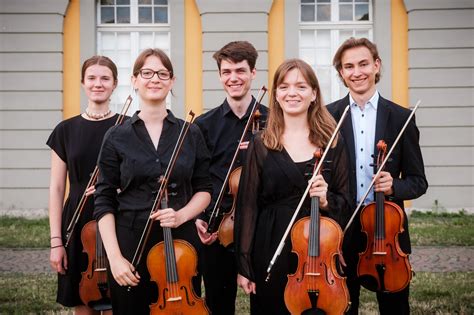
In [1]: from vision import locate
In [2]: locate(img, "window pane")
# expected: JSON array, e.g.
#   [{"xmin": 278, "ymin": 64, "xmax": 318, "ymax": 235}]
[
  {"xmin": 315, "ymin": 48, "xmax": 330, "ymax": 66},
  {"xmin": 154, "ymin": 7, "xmax": 168, "ymax": 23},
  {"xmin": 101, "ymin": 7, "xmax": 115, "ymax": 23},
  {"xmin": 139, "ymin": 7, "xmax": 152, "ymax": 23},
  {"xmin": 355, "ymin": 4, "xmax": 369, "ymax": 21},
  {"xmin": 117, "ymin": 7, "xmax": 130, "ymax": 23},
  {"xmin": 339, "ymin": 4, "xmax": 353, "ymax": 21},
  {"xmin": 355, "ymin": 30, "xmax": 369, "ymax": 38},
  {"xmin": 316, "ymin": 4, "xmax": 330, "ymax": 21},
  {"xmin": 301, "ymin": 0, "xmax": 314, "ymax": 3},
  {"xmin": 139, "ymin": 0, "xmax": 151, "ymax": 3},
  {"xmin": 117, "ymin": 0, "xmax": 129, "ymax": 4},
  {"xmin": 101, "ymin": 0, "xmax": 114, "ymax": 5},
  {"xmin": 339, "ymin": 30, "xmax": 353, "ymax": 44},
  {"xmin": 156, "ymin": 0, "xmax": 168, "ymax": 4},
  {"xmin": 154, "ymin": 32, "xmax": 169, "ymax": 49},
  {"xmin": 340, "ymin": 0, "xmax": 352, "ymax": 2},
  {"xmin": 101, "ymin": 33, "xmax": 116, "ymax": 50},
  {"xmin": 117, "ymin": 33, "xmax": 131, "ymax": 50},
  {"xmin": 116, "ymin": 51, "xmax": 131, "ymax": 67},
  {"xmin": 316, "ymin": 0, "xmax": 330, "ymax": 2},
  {"xmin": 316, "ymin": 30, "xmax": 330, "ymax": 48},
  {"xmin": 139, "ymin": 32, "xmax": 154, "ymax": 49},
  {"xmin": 300, "ymin": 30, "xmax": 315, "ymax": 47},
  {"xmin": 301, "ymin": 48, "xmax": 315, "ymax": 66},
  {"xmin": 301, "ymin": 4, "xmax": 315, "ymax": 22}
]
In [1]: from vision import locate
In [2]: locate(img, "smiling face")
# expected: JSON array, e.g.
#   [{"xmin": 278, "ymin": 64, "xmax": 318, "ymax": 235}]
[
  {"xmin": 339, "ymin": 46, "xmax": 380, "ymax": 99},
  {"xmin": 218, "ymin": 59, "xmax": 256, "ymax": 101},
  {"xmin": 275, "ymin": 68, "xmax": 316, "ymax": 118},
  {"xmin": 132, "ymin": 55, "xmax": 175, "ymax": 105},
  {"xmin": 81, "ymin": 64, "xmax": 116, "ymax": 105}
]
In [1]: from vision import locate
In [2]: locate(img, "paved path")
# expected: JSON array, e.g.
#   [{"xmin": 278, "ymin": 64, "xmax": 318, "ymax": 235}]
[{"xmin": 0, "ymin": 246, "xmax": 472, "ymax": 274}]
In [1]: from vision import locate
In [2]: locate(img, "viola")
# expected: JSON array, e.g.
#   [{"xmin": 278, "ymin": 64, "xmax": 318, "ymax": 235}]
[
  {"xmin": 217, "ymin": 108, "xmax": 263, "ymax": 247},
  {"xmin": 79, "ymin": 221, "xmax": 111, "ymax": 310},
  {"xmin": 147, "ymin": 190, "xmax": 209, "ymax": 314},
  {"xmin": 207, "ymin": 86, "xmax": 267, "ymax": 240},
  {"xmin": 357, "ymin": 140, "xmax": 411, "ymax": 292},
  {"xmin": 284, "ymin": 150, "xmax": 349, "ymax": 314}
]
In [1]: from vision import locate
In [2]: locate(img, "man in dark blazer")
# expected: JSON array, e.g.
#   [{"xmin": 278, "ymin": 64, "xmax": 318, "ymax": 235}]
[{"xmin": 327, "ymin": 37, "xmax": 428, "ymax": 314}]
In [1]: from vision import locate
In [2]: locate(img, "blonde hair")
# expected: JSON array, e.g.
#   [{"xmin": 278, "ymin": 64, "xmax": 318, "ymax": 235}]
[{"xmin": 263, "ymin": 59, "xmax": 337, "ymax": 150}]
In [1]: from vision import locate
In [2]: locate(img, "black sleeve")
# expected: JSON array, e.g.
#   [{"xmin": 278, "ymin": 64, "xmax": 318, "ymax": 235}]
[
  {"xmin": 321, "ymin": 135, "xmax": 352, "ymax": 229},
  {"xmin": 94, "ymin": 128, "xmax": 120, "ymax": 221},
  {"xmin": 46, "ymin": 121, "xmax": 67, "ymax": 162},
  {"xmin": 191, "ymin": 124, "xmax": 213, "ymax": 195},
  {"xmin": 234, "ymin": 135, "xmax": 265, "ymax": 281},
  {"xmin": 391, "ymin": 115, "xmax": 428, "ymax": 201}
]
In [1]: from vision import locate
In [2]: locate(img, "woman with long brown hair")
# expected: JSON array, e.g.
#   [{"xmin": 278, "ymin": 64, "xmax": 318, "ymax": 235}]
[{"xmin": 235, "ymin": 58, "xmax": 351, "ymax": 314}]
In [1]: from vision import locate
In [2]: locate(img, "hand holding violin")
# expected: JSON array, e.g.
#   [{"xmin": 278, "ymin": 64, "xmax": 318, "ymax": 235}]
[
  {"xmin": 150, "ymin": 207, "xmax": 184, "ymax": 228},
  {"xmin": 109, "ymin": 254, "xmax": 140, "ymax": 287},
  {"xmin": 195, "ymin": 219, "xmax": 218, "ymax": 245},
  {"xmin": 374, "ymin": 171, "xmax": 393, "ymax": 195},
  {"xmin": 309, "ymin": 174, "xmax": 329, "ymax": 209}
]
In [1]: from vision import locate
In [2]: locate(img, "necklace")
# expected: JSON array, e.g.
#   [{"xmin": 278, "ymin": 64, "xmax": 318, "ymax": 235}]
[{"xmin": 85, "ymin": 108, "xmax": 111, "ymax": 120}]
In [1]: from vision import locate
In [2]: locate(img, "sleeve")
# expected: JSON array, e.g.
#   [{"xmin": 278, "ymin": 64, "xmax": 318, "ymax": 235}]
[
  {"xmin": 234, "ymin": 135, "xmax": 264, "ymax": 281},
  {"xmin": 46, "ymin": 122, "xmax": 67, "ymax": 162},
  {"xmin": 322, "ymin": 135, "xmax": 352, "ymax": 229},
  {"xmin": 391, "ymin": 116, "xmax": 428, "ymax": 201},
  {"xmin": 191, "ymin": 125, "xmax": 213, "ymax": 194},
  {"xmin": 94, "ymin": 128, "xmax": 120, "ymax": 221}
]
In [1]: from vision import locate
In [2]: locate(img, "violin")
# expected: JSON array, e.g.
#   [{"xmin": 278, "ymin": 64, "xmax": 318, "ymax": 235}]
[
  {"xmin": 284, "ymin": 150, "xmax": 349, "ymax": 315},
  {"xmin": 79, "ymin": 221, "xmax": 111, "ymax": 310},
  {"xmin": 357, "ymin": 140, "xmax": 411, "ymax": 292},
  {"xmin": 217, "ymin": 108, "xmax": 263, "ymax": 247},
  {"xmin": 147, "ymin": 186, "xmax": 209, "ymax": 314},
  {"xmin": 78, "ymin": 96, "xmax": 132, "ymax": 310}
]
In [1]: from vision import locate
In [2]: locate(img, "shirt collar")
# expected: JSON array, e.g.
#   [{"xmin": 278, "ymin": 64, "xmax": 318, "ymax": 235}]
[
  {"xmin": 349, "ymin": 91, "xmax": 379, "ymax": 111},
  {"xmin": 221, "ymin": 96, "xmax": 256, "ymax": 119},
  {"xmin": 130, "ymin": 109, "xmax": 178, "ymax": 124}
]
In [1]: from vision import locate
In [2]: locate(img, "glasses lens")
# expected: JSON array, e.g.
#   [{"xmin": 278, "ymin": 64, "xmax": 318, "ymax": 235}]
[
  {"xmin": 140, "ymin": 69, "xmax": 154, "ymax": 79},
  {"xmin": 158, "ymin": 71, "xmax": 170, "ymax": 80}
]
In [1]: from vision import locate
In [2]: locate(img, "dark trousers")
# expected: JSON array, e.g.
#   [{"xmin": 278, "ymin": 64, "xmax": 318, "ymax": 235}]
[
  {"xmin": 346, "ymin": 276, "xmax": 410, "ymax": 315},
  {"xmin": 201, "ymin": 241, "xmax": 237, "ymax": 315}
]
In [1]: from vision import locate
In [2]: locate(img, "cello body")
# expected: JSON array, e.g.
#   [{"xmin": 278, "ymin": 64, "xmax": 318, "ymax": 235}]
[
  {"xmin": 79, "ymin": 220, "xmax": 111, "ymax": 311},
  {"xmin": 147, "ymin": 238, "xmax": 209, "ymax": 315}
]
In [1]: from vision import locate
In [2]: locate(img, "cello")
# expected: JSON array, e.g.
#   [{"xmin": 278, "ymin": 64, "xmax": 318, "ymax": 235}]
[
  {"xmin": 78, "ymin": 95, "xmax": 132, "ymax": 310},
  {"xmin": 357, "ymin": 140, "xmax": 411, "ymax": 292},
  {"xmin": 284, "ymin": 150, "xmax": 350, "ymax": 315},
  {"xmin": 206, "ymin": 86, "xmax": 267, "ymax": 246}
]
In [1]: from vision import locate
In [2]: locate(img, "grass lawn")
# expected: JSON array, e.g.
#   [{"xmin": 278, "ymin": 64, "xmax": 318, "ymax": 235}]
[{"xmin": 0, "ymin": 212, "xmax": 472, "ymax": 313}]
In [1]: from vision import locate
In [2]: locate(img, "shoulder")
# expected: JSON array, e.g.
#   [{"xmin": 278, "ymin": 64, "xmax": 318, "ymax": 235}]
[
  {"xmin": 326, "ymin": 95, "xmax": 349, "ymax": 116},
  {"xmin": 379, "ymin": 96, "xmax": 411, "ymax": 120},
  {"xmin": 195, "ymin": 105, "xmax": 222, "ymax": 127}
]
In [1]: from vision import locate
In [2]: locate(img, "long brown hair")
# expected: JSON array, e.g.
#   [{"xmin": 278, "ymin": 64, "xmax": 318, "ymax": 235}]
[{"xmin": 262, "ymin": 58, "xmax": 337, "ymax": 150}]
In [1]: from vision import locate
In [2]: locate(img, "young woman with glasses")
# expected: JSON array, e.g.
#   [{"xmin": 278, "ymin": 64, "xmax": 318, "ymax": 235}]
[
  {"xmin": 93, "ymin": 48, "xmax": 212, "ymax": 314},
  {"xmin": 47, "ymin": 55, "xmax": 118, "ymax": 315}
]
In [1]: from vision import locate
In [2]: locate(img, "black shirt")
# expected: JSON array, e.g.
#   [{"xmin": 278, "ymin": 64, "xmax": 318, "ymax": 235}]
[
  {"xmin": 94, "ymin": 110, "xmax": 212, "ymax": 220},
  {"xmin": 195, "ymin": 97, "xmax": 268, "ymax": 220}
]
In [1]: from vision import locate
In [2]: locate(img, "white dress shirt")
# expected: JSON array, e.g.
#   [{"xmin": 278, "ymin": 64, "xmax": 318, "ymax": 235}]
[{"xmin": 350, "ymin": 91, "xmax": 379, "ymax": 204}]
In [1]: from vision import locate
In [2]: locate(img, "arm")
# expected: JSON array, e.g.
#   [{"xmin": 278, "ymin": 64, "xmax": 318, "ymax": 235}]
[{"xmin": 48, "ymin": 150, "xmax": 68, "ymax": 274}]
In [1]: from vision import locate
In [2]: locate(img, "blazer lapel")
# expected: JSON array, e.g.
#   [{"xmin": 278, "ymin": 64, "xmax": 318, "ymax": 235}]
[
  {"xmin": 337, "ymin": 95, "xmax": 356, "ymax": 168},
  {"xmin": 374, "ymin": 96, "xmax": 391, "ymax": 155}
]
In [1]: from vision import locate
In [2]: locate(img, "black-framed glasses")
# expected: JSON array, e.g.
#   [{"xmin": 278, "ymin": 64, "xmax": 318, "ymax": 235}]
[{"xmin": 139, "ymin": 68, "xmax": 172, "ymax": 80}]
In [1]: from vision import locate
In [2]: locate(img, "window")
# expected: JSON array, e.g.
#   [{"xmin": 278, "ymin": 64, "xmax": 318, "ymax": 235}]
[
  {"xmin": 97, "ymin": 0, "xmax": 170, "ymax": 113},
  {"xmin": 299, "ymin": 0, "xmax": 373, "ymax": 102}
]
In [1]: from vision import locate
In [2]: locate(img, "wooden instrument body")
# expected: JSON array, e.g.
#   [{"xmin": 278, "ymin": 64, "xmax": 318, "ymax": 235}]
[{"xmin": 217, "ymin": 167, "xmax": 241, "ymax": 247}]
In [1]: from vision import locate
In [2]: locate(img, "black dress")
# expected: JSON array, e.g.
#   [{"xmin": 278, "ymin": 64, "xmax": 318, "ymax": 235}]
[
  {"xmin": 46, "ymin": 114, "xmax": 119, "ymax": 307},
  {"xmin": 235, "ymin": 133, "xmax": 351, "ymax": 315}
]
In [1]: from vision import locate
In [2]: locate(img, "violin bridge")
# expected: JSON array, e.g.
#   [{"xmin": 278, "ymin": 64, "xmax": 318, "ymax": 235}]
[
  {"xmin": 305, "ymin": 272, "xmax": 321, "ymax": 276},
  {"xmin": 373, "ymin": 251, "xmax": 387, "ymax": 255},
  {"xmin": 167, "ymin": 296, "xmax": 182, "ymax": 302},
  {"xmin": 94, "ymin": 268, "xmax": 107, "ymax": 272}
]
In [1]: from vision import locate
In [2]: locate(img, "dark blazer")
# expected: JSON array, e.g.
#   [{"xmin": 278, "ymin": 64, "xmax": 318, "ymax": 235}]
[{"xmin": 327, "ymin": 93, "xmax": 428, "ymax": 255}]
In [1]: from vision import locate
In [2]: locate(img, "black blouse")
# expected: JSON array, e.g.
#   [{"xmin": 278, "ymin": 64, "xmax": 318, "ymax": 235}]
[
  {"xmin": 94, "ymin": 111, "xmax": 213, "ymax": 221},
  {"xmin": 235, "ymin": 133, "xmax": 351, "ymax": 283}
]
